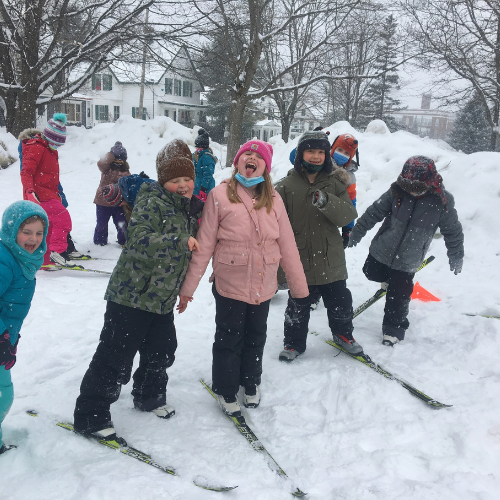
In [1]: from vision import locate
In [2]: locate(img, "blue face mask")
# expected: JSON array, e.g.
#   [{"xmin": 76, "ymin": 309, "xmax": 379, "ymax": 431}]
[
  {"xmin": 333, "ymin": 151, "xmax": 350, "ymax": 166},
  {"xmin": 235, "ymin": 172, "xmax": 265, "ymax": 187}
]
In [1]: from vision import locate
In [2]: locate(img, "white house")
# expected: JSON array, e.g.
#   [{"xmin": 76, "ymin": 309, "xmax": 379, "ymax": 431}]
[{"xmin": 36, "ymin": 47, "xmax": 206, "ymax": 129}]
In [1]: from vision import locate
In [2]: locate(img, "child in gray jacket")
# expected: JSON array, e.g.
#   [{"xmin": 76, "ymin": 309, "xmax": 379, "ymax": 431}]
[{"xmin": 348, "ymin": 156, "xmax": 464, "ymax": 346}]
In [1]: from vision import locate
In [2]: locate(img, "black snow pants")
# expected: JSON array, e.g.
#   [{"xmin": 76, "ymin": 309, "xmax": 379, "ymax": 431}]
[
  {"xmin": 283, "ymin": 280, "xmax": 354, "ymax": 353},
  {"xmin": 74, "ymin": 300, "xmax": 177, "ymax": 434},
  {"xmin": 211, "ymin": 284, "xmax": 270, "ymax": 396},
  {"xmin": 362, "ymin": 253, "xmax": 415, "ymax": 340}
]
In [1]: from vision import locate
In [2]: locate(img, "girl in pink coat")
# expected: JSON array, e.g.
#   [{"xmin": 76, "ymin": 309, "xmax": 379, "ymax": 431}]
[{"xmin": 178, "ymin": 140, "xmax": 308, "ymax": 416}]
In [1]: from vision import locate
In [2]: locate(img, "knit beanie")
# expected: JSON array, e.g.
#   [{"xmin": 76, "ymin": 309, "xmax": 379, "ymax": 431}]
[
  {"xmin": 195, "ymin": 128, "xmax": 210, "ymax": 149},
  {"xmin": 294, "ymin": 131, "xmax": 333, "ymax": 174},
  {"xmin": 102, "ymin": 183, "xmax": 123, "ymax": 207},
  {"xmin": 330, "ymin": 133, "xmax": 358, "ymax": 163},
  {"xmin": 397, "ymin": 156, "xmax": 447, "ymax": 206},
  {"xmin": 110, "ymin": 141, "xmax": 127, "ymax": 162},
  {"xmin": 156, "ymin": 139, "xmax": 195, "ymax": 186},
  {"xmin": 43, "ymin": 113, "xmax": 67, "ymax": 149},
  {"xmin": 233, "ymin": 140, "xmax": 273, "ymax": 173}
]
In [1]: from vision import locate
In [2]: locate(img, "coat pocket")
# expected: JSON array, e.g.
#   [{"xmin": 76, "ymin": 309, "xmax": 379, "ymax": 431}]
[{"xmin": 214, "ymin": 250, "xmax": 250, "ymax": 296}]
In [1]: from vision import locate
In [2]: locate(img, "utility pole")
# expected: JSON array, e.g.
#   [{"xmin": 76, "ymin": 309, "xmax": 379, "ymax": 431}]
[{"xmin": 137, "ymin": 8, "xmax": 149, "ymax": 120}]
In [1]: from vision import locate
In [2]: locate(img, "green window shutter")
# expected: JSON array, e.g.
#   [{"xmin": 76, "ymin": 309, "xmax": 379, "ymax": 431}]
[
  {"xmin": 104, "ymin": 105, "xmax": 109, "ymax": 120},
  {"xmin": 132, "ymin": 107, "xmax": 136, "ymax": 118},
  {"xmin": 95, "ymin": 105, "xmax": 99, "ymax": 120},
  {"xmin": 142, "ymin": 107, "xmax": 147, "ymax": 120}
]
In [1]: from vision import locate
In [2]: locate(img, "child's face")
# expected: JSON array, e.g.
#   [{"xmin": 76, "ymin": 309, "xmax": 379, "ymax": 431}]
[
  {"xmin": 303, "ymin": 149, "xmax": 326, "ymax": 165},
  {"xmin": 236, "ymin": 150, "xmax": 267, "ymax": 178},
  {"xmin": 16, "ymin": 220, "xmax": 44, "ymax": 253},
  {"xmin": 163, "ymin": 176, "xmax": 194, "ymax": 198}
]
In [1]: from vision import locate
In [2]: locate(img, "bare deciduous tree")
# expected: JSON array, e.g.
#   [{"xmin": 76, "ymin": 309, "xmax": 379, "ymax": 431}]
[
  {"xmin": 403, "ymin": 0, "xmax": 500, "ymax": 149},
  {"xmin": 0, "ymin": 0, "xmax": 153, "ymax": 136}
]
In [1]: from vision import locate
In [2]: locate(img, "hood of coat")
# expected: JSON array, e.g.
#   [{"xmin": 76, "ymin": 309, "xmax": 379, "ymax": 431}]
[
  {"xmin": 331, "ymin": 164, "xmax": 351, "ymax": 186},
  {"xmin": 18, "ymin": 128, "xmax": 42, "ymax": 141},
  {"xmin": 0, "ymin": 200, "xmax": 49, "ymax": 279},
  {"xmin": 135, "ymin": 180, "xmax": 192, "ymax": 212}
]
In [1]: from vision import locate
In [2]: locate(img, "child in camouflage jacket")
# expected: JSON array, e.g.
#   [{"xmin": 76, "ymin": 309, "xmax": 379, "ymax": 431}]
[{"xmin": 74, "ymin": 140, "xmax": 203, "ymax": 444}]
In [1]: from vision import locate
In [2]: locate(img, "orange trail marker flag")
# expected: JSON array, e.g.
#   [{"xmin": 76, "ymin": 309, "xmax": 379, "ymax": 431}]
[{"xmin": 411, "ymin": 282, "xmax": 440, "ymax": 302}]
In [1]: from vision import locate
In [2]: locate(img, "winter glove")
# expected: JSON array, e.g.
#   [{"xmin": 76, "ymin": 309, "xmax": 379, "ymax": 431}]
[
  {"xmin": 312, "ymin": 190, "xmax": 328, "ymax": 209},
  {"xmin": 347, "ymin": 230, "xmax": 362, "ymax": 248},
  {"xmin": 25, "ymin": 189, "xmax": 40, "ymax": 205},
  {"xmin": 449, "ymin": 257, "xmax": 463, "ymax": 275},
  {"xmin": 0, "ymin": 331, "xmax": 19, "ymax": 370},
  {"xmin": 139, "ymin": 171, "xmax": 150, "ymax": 179},
  {"xmin": 197, "ymin": 189, "xmax": 207, "ymax": 202},
  {"xmin": 342, "ymin": 228, "xmax": 350, "ymax": 249}
]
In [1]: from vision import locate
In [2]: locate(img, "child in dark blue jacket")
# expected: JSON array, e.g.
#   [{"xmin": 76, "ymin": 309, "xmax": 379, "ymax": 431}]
[{"xmin": 0, "ymin": 201, "xmax": 48, "ymax": 454}]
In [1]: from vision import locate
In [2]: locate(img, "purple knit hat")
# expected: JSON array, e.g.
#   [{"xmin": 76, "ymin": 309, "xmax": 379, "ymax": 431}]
[
  {"xmin": 234, "ymin": 140, "xmax": 273, "ymax": 173},
  {"xmin": 43, "ymin": 113, "xmax": 67, "ymax": 149}
]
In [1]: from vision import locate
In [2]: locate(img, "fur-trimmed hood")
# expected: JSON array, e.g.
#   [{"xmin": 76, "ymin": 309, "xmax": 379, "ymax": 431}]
[
  {"xmin": 18, "ymin": 128, "xmax": 42, "ymax": 141},
  {"xmin": 331, "ymin": 163, "xmax": 352, "ymax": 186}
]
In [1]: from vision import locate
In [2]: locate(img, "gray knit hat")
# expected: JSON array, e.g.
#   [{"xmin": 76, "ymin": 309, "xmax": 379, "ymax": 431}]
[{"xmin": 294, "ymin": 131, "xmax": 333, "ymax": 174}]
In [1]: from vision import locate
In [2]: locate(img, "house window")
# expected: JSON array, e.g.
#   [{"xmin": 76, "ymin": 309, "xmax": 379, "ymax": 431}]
[
  {"xmin": 174, "ymin": 79, "xmax": 182, "ymax": 96},
  {"xmin": 165, "ymin": 78, "xmax": 173, "ymax": 94},
  {"xmin": 132, "ymin": 107, "xmax": 147, "ymax": 120},
  {"xmin": 114, "ymin": 106, "xmax": 120, "ymax": 121},
  {"xmin": 95, "ymin": 105, "xmax": 109, "ymax": 121},
  {"xmin": 183, "ymin": 81, "xmax": 193, "ymax": 98},
  {"xmin": 164, "ymin": 110, "xmax": 169, "ymax": 117},
  {"xmin": 301, "ymin": 109, "xmax": 306, "ymax": 116},
  {"xmin": 87, "ymin": 108, "xmax": 90, "ymax": 118},
  {"xmin": 308, "ymin": 121, "xmax": 314, "ymax": 130},
  {"xmin": 37, "ymin": 105, "xmax": 45, "ymax": 116},
  {"xmin": 92, "ymin": 74, "xmax": 112, "ymax": 91},
  {"xmin": 63, "ymin": 103, "xmax": 81, "ymax": 122}
]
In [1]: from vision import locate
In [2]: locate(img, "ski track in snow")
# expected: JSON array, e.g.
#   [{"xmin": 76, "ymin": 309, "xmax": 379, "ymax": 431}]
[{"xmin": 1, "ymin": 117, "xmax": 499, "ymax": 499}]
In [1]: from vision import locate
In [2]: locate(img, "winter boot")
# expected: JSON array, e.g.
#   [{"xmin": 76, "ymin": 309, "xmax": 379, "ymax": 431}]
[
  {"xmin": 151, "ymin": 404, "xmax": 175, "ymax": 419},
  {"xmin": 243, "ymin": 385, "xmax": 260, "ymax": 409},
  {"xmin": 89, "ymin": 427, "xmax": 127, "ymax": 447},
  {"xmin": 332, "ymin": 334, "xmax": 364, "ymax": 355},
  {"xmin": 279, "ymin": 347, "xmax": 301, "ymax": 362},
  {"xmin": 217, "ymin": 394, "xmax": 241, "ymax": 416},
  {"xmin": 382, "ymin": 334, "xmax": 400, "ymax": 347},
  {"xmin": 68, "ymin": 250, "xmax": 92, "ymax": 260},
  {"xmin": 0, "ymin": 443, "xmax": 17, "ymax": 455},
  {"xmin": 50, "ymin": 251, "xmax": 83, "ymax": 268}
]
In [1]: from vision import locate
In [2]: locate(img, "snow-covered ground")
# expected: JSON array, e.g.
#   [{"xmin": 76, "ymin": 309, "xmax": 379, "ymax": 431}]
[{"xmin": 1, "ymin": 117, "xmax": 499, "ymax": 499}]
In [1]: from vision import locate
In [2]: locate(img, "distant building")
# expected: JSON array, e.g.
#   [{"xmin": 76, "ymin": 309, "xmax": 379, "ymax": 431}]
[
  {"xmin": 35, "ymin": 47, "xmax": 206, "ymax": 129},
  {"xmin": 251, "ymin": 119, "xmax": 281, "ymax": 142},
  {"xmin": 391, "ymin": 94, "xmax": 456, "ymax": 140}
]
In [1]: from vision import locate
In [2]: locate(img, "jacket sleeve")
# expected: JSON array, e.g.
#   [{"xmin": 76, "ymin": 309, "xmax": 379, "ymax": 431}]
[
  {"xmin": 126, "ymin": 196, "xmax": 191, "ymax": 260},
  {"xmin": 199, "ymin": 154, "xmax": 216, "ymax": 191},
  {"xmin": 97, "ymin": 152, "xmax": 114, "ymax": 173},
  {"xmin": 20, "ymin": 142, "xmax": 43, "ymax": 194},
  {"xmin": 318, "ymin": 183, "xmax": 358, "ymax": 227},
  {"xmin": 438, "ymin": 192, "xmax": 464, "ymax": 262},
  {"xmin": 349, "ymin": 188, "xmax": 393, "ymax": 242},
  {"xmin": 179, "ymin": 190, "xmax": 220, "ymax": 297},
  {"xmin": 0, "ymin": 259, "xmax": 14, "ymax": 333},
  {"xmin": 274, "ymin": 195, "xmax": 309, "ymax": 298}
]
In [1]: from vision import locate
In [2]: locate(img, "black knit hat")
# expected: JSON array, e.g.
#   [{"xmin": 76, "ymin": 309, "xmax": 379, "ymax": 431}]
[
  {"xmin": 294, "ymin": 130, "xmax": 333, "ymax": 174},
  {"xmin": 195, "ymin": 128, "xmax": 210, "ymax": 149}
]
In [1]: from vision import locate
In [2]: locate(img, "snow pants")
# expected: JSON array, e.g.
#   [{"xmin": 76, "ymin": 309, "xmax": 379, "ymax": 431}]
[
  {"xmin": 93, "ymin": 205, "xmax": 127, "ymax": 246},
  {"xmin": 212, "ymin": 283, "xmax": 270, "ymax": 396},
  {"xmin": 73, "ymin": 301, "xmax": 177, "ymax": 434},
  {"xmin": 283, "ymin": 280, "xmax": 354, "ymax": 353},
  {"xmin": 0, "ymin": 366, "xmax": 14, "ymax": 448},
  {"xmin": 40, "ymin": 199, "xmax": 72, "ymax": 265},
  {"xmin": 362, "ymin": 253, "xmax": 415, "ymax": 340}
]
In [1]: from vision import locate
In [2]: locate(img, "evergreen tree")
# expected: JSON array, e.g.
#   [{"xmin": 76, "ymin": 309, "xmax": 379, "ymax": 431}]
[
  {"xmin": 449, "ymin": 93, "xmax": 492, "ymax": 153},
  {"xmin": 359, "ymin": 15, "xmax": 403, "ymax": 130}
]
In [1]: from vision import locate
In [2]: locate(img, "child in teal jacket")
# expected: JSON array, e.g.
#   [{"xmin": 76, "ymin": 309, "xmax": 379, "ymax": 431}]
[{"xmin": 0, "ymin": 200, "xmax": 48, "ymax": 454}]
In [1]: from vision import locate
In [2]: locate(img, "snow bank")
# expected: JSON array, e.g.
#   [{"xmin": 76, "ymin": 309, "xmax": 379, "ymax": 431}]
[{"xmin": 1, "ymin": 118, "xmax": 499, "ymax": 500}]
